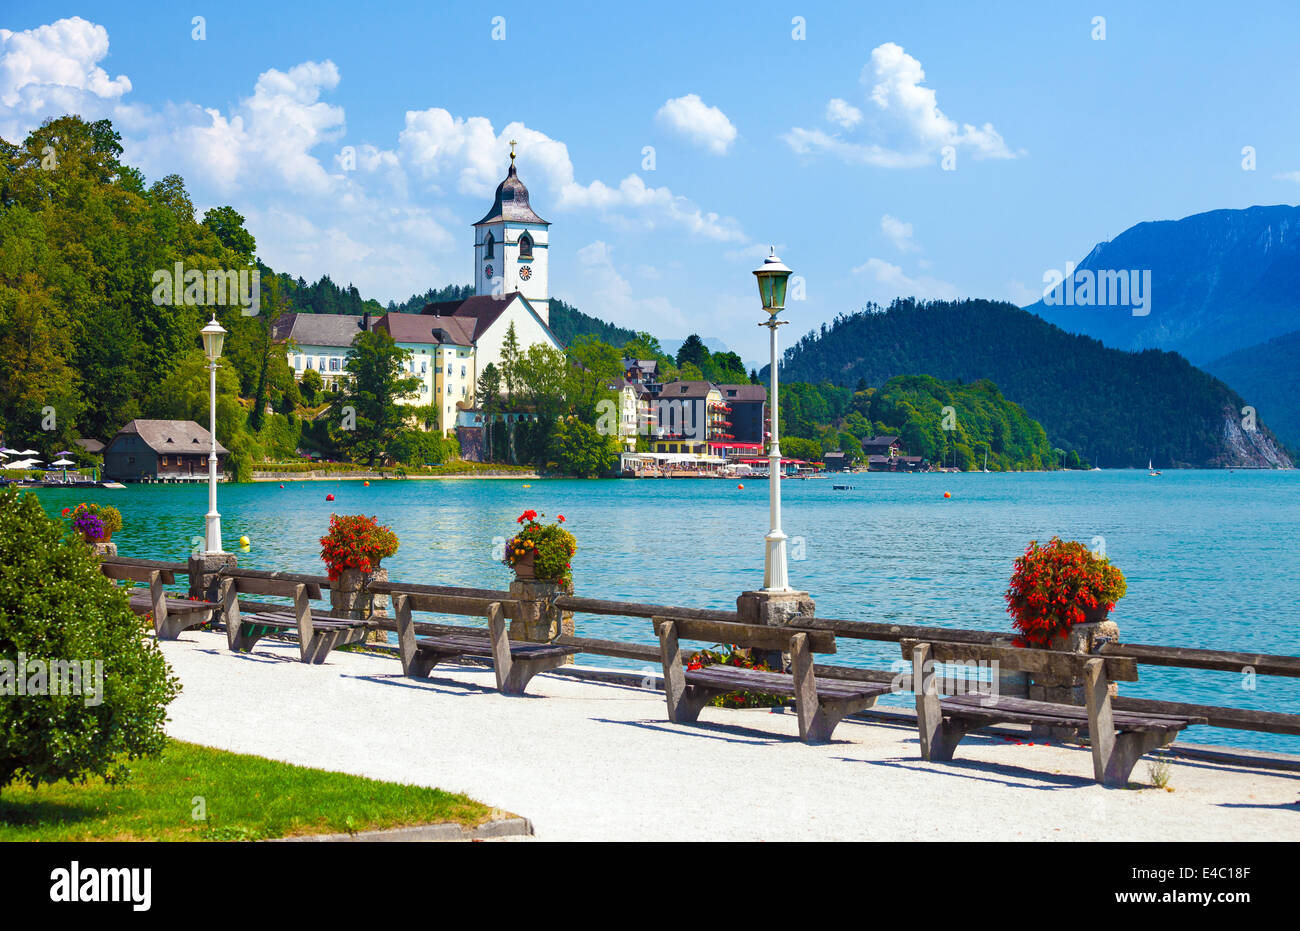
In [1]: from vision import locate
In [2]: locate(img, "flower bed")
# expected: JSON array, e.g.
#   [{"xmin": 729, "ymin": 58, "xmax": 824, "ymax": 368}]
[
  {"xmin": 1004, "ymin": 537, "xmax": 1127, "ymax": 647},
  {"xmin": 687, "ymin": 645, "xmax": 787, "ymax": 709},
  {"xmin": 61, "ymin": 502, "xmax": 122, "ymax": 542}
]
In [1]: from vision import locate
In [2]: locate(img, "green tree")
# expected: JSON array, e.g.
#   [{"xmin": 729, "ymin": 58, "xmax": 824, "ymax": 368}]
[
  {"xmin": 0, "ymin": 487, "xmax": 180, "ymax": 793},
  {"xmin": 336, "ymin": 330, "xmax": 420, "ymax": 465},
  {"xmin": 548, "ymin": 416, "xmax": 620, "ymax": 477},
  {"xmin": 675, "ymin": 333, "xmax": 710, "ymax": 370},
  {"xmin": 299, "ymin": 368, "xmax": 323, "ymax": 405},
  {"xmin": 500, "ymin": 322, "xmax": 522, "ymax": 404}
]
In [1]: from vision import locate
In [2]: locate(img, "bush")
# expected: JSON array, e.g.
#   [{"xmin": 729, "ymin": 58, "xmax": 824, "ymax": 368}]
[
  {"xmin": 1004, "ymin": 537, "xmax": 1127, "ymax": 646},
  {"xmin": 0, "ymin": 487, "xmax": 180, "ymax": 793},
  {"xmin": 300, "ymin": 368, "xmax": 323, "ymax": 405}
]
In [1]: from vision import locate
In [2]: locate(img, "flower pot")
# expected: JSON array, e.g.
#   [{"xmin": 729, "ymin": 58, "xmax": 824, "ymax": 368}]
[{"xmin": 512, "ymin": 550, "xmax": 536, "ymax": 580}]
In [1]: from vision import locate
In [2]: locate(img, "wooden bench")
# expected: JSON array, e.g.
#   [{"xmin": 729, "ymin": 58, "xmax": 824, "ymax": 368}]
[
  {"xmin": 218, "ymin": 574, "xmax": 370, "ymax": 664},
  {"xmin": 655, "ymin": 616, "xmax": 890, "ymax": 742},
  {"xmin": 100, "ymin": 562, "xmax": 218, "ymax": 640},
  {"xmin": 901, "ymin": 638, "xmax": 1207, "ymax": 786},
  {"xmin": 392, "ymin": 592, "xmax": 572, "ymax": 696}
]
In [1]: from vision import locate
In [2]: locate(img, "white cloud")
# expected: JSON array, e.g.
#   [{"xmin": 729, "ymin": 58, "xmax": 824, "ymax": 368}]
[
  {"xmin": 852, "ymin": 257, "xmax": 959, "ymax": 300},
  {"xmin": 786, "ymin": 42, "xmax": 1020, "ymax": 167},
  {"xmin": 826, "ymin": 97, "xmax": 862, "ymax": 129},
  {"xmin": 655, "ymin": 93, "xmax": 738, "ymax": 155},
  {"xmin": 0, "ymin": 17, "xmax": 131, "ymax": 137},
  {"xmin": 575, "ymin": 240, "xmax": 689, "ymax": 332},
  {"xmin": 1274, "ymin": 170, "xmax": 1300, "ymax": 183},
  {"xmin": 1006, "ymin": 279, "xmax": 1042, "ymax": 306},
  {"xmin": 880, "ymin": 214, "xmax": 917, "ymax": 253}
]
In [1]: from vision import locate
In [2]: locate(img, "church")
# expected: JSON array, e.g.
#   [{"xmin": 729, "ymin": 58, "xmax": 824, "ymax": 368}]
[{"xmin": 278, "ymin": 149, "xmax": 565, "ymax": 437}]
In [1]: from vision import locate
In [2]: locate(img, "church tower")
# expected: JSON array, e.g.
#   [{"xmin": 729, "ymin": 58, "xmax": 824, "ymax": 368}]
[{"xmin": 474, "ymin": 143, "xmax": 550, "ymax": 323}]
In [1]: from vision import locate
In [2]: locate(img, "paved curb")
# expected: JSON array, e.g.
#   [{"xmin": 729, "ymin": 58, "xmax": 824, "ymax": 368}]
[{"xmin": 269, "ymin": 817, "xmax": 534, "ymax": 842}]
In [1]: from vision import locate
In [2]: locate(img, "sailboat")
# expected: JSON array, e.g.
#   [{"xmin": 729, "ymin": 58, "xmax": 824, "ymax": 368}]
[
  {"xmin": 1148, "ymin": 458, "xmax": 1161, "ymax": 476},
  {"xmin": 982, "ymin": 448, "xmax": 990, "ymax": 473}
]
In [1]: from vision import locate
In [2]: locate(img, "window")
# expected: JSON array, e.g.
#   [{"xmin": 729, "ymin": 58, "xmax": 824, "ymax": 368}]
[
  {"xmin": 461, "ymin": 365, "xmax": 467, "ymax": 377},
  {"xmin": 484, "ymin": 232, "xmax": 495, "ymax": 258},
  {"xmin": 305, "ymin": 357, "xmax": 314, "ymax": 370},
  {"xmin": 518, "ymin": 232, "xmax": 533, "ymax": 259},
  {"xmin": 421, "ymin": 361, "xmax": 427, "ymax": 373},
  {"xmin": 293, "ymin": 355, "xmax": 301, "ymax": 370},
  {"xmin": 330, "ymin": 357, "xmax": 341, "ymax": 372}
]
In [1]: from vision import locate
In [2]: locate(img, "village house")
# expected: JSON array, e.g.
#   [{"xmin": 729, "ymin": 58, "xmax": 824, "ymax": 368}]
[
  {"xmin": 861, "ymin": 435, "xmax": 902, "ymax": 458},
  {"xmin": 103, "ymin": 420, "xmax": 228, "ymax": 483}
]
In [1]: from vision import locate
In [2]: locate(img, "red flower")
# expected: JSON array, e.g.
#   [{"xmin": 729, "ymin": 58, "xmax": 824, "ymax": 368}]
[{"xmin": 557, "ymin": 514, "xmax": 565, "ymax": 523}]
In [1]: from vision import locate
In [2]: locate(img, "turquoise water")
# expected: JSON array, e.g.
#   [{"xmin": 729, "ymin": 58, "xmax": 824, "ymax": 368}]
[{"xmin": 32, "ymin": 471, "xmax": 1300, "ymax": 754}]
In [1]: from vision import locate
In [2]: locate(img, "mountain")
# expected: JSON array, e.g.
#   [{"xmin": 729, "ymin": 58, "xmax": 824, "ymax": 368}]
[
  {"xmin": 1204, "ymin": 329, "xmax": 1300, "ymax": 449},
  {"xmin": 767, "ymin": 297, "xmax": 1292, "ymax": 469},
  {"xmin": 547, "ymin": 298, "xmax": 638, "ymax": 348},
  {"xmin": 1025, "ymin": 205, "xmax": 1300, "ymax": 365}
]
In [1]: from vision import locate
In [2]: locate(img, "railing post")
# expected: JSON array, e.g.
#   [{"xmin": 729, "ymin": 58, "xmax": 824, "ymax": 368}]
[
  {"xmin": 735, "ymin": 589, "xmax": 815, "ymax": 672},
  {"xmin": 188, "ymin": 551, "xmax": 237, "ymax": 603},
  {"xmin": 508, "ymin": 576, "xmax": 575, "ymax": 657}
]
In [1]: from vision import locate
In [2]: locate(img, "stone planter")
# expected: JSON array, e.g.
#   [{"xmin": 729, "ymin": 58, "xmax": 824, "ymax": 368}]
[
  {"xmin": 1028, "ymin": 611, "xmax": 1121, "ymax": 737},
  {"xmin": 330, "ymin": 566, "xmax": 389, "ymax": 642}
]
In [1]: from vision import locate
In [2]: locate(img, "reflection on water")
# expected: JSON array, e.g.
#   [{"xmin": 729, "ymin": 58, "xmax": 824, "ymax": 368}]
[{"xmin": 32, "ymin": 470, "xmax": 1300, "ymax": 753}]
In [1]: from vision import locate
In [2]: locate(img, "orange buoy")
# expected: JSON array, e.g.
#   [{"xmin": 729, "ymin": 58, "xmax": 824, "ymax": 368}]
[
  {"xmin": 943, "ymin": 492, "xmax": 952, "ymax": 499},
  {"xmin": 363, "ymin": 480, "xmax": 370, "ymax": 486},
  {"xmin": 737, "ymin": 483, "xmax": 744, "ymax": 489},
  {"xmin": 326, "ymin": 493, "xmax": 335, "ymax": 501},
  {"xmin": 279, "ymin": 484, "xmax": 284, "ymax": 489}
]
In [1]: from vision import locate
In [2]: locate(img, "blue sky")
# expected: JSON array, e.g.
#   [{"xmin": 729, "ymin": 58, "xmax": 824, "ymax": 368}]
[{"xmin": 3, "ymin": 1, "xmax": 1299, "ymax": 360}]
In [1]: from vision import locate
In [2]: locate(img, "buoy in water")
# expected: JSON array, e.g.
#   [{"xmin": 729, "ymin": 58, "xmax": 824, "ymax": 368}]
[
  {"xmin": 239, "ymin": 535, "xmax": 250, "ymax": 547},
  {"xmin": 279, "ymin": 484, "xmax": 285, "ymax": 489},
  {"xmin": 326, "ymin": 493, "xmax": 335, "ymax": 501},
  {"xmin": 523, "ymin": 484, "xmax": 531, "ymax": 488},
  {"xmin": 737, "ymin": 483, "xmax": 744, "ymax": 489},
  {"xmin": 943, "ymin": 492, "xmax": 952, "ymax": 499},
  {"xmin": 363, "ymin": 480, "xmax": 370, "ymax": 486}
]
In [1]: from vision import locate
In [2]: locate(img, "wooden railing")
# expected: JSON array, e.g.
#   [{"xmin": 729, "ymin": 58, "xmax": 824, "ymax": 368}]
[{"xmin": 102, "ymin": 556, "xmax": 1300, "ymax": 738}]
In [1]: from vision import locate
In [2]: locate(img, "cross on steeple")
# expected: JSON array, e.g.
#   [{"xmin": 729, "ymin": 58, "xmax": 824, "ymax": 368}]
[{"xmin": 509, "ymin": 139, "xmax": 517, "ymax": 164}]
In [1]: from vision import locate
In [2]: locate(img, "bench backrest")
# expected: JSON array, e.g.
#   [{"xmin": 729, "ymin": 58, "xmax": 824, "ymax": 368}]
[
  {"xmin": 653, "ymin": 616, "xmax": 836, "ymax": 654},
  {"xmin": 899, "ymin": 638, "xmax": 1138, "ymax": 682},
  {"xmin": 101, "ymin": 563, "xmax": 176, "ymax": 586},
  {"xmin": 388, "ymin": 588, "xmax": 525, "ymax": 621},
  {"xmin": 219, "ymin": 573, "xmax": 323, "ymax": 600}
]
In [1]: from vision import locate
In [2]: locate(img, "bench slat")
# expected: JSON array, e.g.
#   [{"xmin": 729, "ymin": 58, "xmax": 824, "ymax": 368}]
[
  {"xmin": 415, "ymin": 634, "xmax": 569, "ymax": 661},
  {"xmin": 654, "ymin": 617, "xmax": 836, "ymax": 654},
  {"xmin": 684, "ymin": 666, "xmax": 887, "ymax": 702},
  {"xmin": 242, "ymin": 613, "xmax": 369, "ymax": 632},
  {"xmin": 939, "ymin": 693, "xmax": 1205, "ymax": 731}
]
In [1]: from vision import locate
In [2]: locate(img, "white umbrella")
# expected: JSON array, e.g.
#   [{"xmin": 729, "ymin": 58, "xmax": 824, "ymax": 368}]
[
  {"xmin": 51, "ymin": 458, "xmax": 75, "ymax": 466},
  {"xmin": 17, "ymin": 449, "xmax": 38, "ymax": 456}
]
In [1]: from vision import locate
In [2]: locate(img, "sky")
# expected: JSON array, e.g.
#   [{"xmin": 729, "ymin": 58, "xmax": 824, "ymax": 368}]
[{"xmin": 3, "ymin": 1, "xmax": 1299, "ymax": 361}]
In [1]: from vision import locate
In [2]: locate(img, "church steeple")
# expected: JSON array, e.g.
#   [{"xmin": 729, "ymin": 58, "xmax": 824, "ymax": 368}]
[{"xmin": 473, "ymin": 150, "xmax": 551, "ymax": 323}]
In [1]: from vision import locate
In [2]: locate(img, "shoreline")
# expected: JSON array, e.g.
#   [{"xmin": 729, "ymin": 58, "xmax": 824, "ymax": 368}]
[{"xmin": 250, "ymin": 471, "xmax": 541, "ymax": 482}]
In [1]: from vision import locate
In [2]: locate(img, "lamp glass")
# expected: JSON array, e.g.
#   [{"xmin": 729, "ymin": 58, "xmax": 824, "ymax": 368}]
[
  {"xmin": 200, "ymin": 318, "xmax": 227, "ymax": 361},
  {"xmin": 753, "ymin": 250, "xmax": 793, "ymax": 314}
]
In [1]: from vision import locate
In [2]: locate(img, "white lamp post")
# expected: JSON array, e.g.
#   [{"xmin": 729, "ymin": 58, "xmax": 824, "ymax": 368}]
[
  {"xmin": 753, "ymin": 249, "xmax": 793, "ymax": 592},
  {"xmin": 200, "ymin": 316, "xmax": 227, "ymax": 555}
]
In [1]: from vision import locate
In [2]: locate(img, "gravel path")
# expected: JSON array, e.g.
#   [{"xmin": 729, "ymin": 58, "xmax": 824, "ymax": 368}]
[{"xmin": 160, "ymin": 632, "xmax": 1299, "ymax": 841}]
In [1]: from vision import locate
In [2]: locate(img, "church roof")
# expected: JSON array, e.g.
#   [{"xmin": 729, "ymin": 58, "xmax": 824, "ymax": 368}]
[
  {"xmin": 417, "ymin": 292, "xmax": 564, "ymax": 349},
  {"xmin": 376, "ymin": 312, "xmax": 476, "ymax": 346},
  {"xmin": 474, "ymin": 161, "xmax": 548, "ymax": 226}
]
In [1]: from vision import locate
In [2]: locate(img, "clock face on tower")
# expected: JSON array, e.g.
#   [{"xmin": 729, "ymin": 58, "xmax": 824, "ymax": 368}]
[
  {"xmin": 483, "ymin": 264, "xmax": 494, "ymax": 278},
  {"xmin": 519, "ymin": 265, "xmax": 532, "ymax": 281}
]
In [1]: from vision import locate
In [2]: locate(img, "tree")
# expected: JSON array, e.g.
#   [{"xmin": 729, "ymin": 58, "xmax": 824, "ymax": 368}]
[
  {"xmin": 0, "ymin": 487, "xmax": 180, "ymax": 793},
  {"xmin": 299, "ymin": 368, "xmax": 323, "ymax": 405},
  {"xmin": 548, "ymin": 416, "xmax": 620, "ymax": 477},
  {"xmin": 477, "ymin": 362, "xmax": 502, "ymax": 461},
  {"xmin": 336, "ymin": 329, "xmax": 420, "ymax": 465},
  {"xmin": 565, "ymin": 336, "xmax": 622, "ymax": 421},
  {"xmin": 202, "ymin": 206, "xmax": 256, "ymax": 261},
  {"xmin": 675, "ymin": 333, "xmax": 709, "ymax": 370},
  {"xmin": 500, "ymin": 322, "xmax": 522, "ymax": 404}
]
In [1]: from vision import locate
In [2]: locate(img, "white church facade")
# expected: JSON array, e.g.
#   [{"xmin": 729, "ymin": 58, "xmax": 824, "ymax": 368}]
[{"xmin": 278, "ymin": 151, "xmax": 565, "ymax": 437}]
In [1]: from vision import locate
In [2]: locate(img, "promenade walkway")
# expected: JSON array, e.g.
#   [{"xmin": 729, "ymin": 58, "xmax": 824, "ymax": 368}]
[{"xmin": 161, "ymin": 632, "xmax": 1298, "ymax": 841}]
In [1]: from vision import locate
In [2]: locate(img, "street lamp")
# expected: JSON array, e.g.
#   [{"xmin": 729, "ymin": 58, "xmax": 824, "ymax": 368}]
[
  {"xmin": 753, "ymin": 249, "xmax": 793, "ymax": 592},
  {"xmin": 200, "ymin": 316, "xmax": 227, "ymax": 555}
]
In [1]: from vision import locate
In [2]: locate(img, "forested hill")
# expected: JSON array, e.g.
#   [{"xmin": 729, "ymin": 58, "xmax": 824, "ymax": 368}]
[{"xmin": 766, "ymin": 298, "xmax": 1293, "ymax": 469}]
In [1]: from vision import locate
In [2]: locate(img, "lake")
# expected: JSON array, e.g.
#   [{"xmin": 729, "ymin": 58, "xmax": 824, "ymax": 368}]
[{"xmin": 33, "ymin": 470, "xmax": 1300, "ymax": 754}]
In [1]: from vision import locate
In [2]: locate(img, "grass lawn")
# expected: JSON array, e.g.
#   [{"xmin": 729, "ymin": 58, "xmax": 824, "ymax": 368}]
[{"xmin": 0, "ymin": 740, "xmax": 497, "ymax": 841}]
